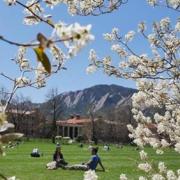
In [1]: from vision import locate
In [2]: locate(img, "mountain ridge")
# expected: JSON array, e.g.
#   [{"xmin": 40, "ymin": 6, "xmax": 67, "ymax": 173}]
[{"xmin": 41, "ymin": 84, "xmax": 137, "ymax": 119}]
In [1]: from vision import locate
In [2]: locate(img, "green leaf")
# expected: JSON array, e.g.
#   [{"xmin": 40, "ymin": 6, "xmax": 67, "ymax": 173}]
[
  {"xmin": 33, "ymin": 47, "xmax": 51, "ymax": 73},
  {"xmin": 37, "ymin": 33, "xmax": 48, "ymax": 49}
]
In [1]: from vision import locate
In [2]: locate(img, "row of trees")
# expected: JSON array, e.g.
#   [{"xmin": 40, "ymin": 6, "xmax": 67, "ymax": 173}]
[
  {"xmin": 1, "ymin": 85, "xmax": 132, "ymax": 143},
  {"xmin": 0, "ymin": 86, "xmax": 61, "ymax": 141}
]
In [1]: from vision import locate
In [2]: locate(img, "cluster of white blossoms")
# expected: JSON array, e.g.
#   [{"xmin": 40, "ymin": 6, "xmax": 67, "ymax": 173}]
[
  {"xmin": 15, "ymin": 77, "xmax": 30, "ymax": 88},
  {"xmin": 44, "ymin": 0, "xmax": 125, "ymax": 15},
  {"xmin": 35, "ymin": 63, "xmax": 47, "ymax": 88},
  {"xmin": 54, "ymin": 22, "xmax": 94, "ymax": 57},
  {"xmin": 128, "ymin": 79, "xmax": 180, "ymax": 153},
  {"xmin": 83, "ymin": 170, "xmax": 98, "ymax": 180},
  {"xmin": 120, "ymin": 151, "xmax": 180, "ymax": 179},
  {"xmin": 86, "ymin": 65, "xmax": 97, "ymax": 74},
  {"xmin": 147, "ymin": 0, "xmax": 180, "ymax": 10},
  {"xmin": 124, "ymin": 16, "xmax": 179, "ymax": 177},
  {"xmin": 1, "ymin": 1, "xmax": 95, "ymax": 109},
  {"xmin": 23, "ymin": 0, "xmax": 45, "ymax": 25},
  {"xmin": 124, "ymin": 31, "xmax": 135, "ymax": 42},
  {"xmin": 16, "ymin": 47, "xmax": 30, "ymax": 70},
  {"xmin": 103, "ymin": 27, "xmax": 119, "ymax": 41},
  {"xmin": 139, "ymin": 150, "xmax": 148, "ymax": 160},
  {"xmin": 86, "ymin": 9, "xmax": 179, "ymax": 180},
  {"xmin": 88, "ymin": 19, "xmax": 180, "ymax": 80},
  {"xmin": 5, "ymin": 22, "xmax": 94, "ymax": 89},
  {"xmin": 4, "ymin": 0, "xmax": 126, "ymax": 17},
  {"xmin": 86, "ymin": 49, "xmax": 98, "ymax": 74},
  {"xmin": 138, "ymin": 162, "xmax": 152, "ymax": 172},
  {"xmin": 88, "ymin": 18, "xmax": 179, "ymax": 150}
]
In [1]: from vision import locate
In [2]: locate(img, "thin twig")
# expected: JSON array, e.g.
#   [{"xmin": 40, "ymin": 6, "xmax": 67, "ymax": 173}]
[{"xmin": 16, "ymin": 0, "xmax": 54, "ymax": 28}]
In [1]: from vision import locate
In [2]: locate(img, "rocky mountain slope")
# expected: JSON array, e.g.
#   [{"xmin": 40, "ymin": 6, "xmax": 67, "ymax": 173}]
[{"xmin": 41, "ymin": 84, "xmax": 137, "ymax": 119}]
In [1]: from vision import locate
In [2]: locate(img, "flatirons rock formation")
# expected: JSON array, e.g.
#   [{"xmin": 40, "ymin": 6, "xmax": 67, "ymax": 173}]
[{"xmin": 41, "ymin": 84, "xmax": 137, "ymax": 119}]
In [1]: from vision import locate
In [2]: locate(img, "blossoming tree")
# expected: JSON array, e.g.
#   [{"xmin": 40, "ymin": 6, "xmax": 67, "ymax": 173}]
[
  {"xmin": 87, "ymin": 1, "xmax": 180, "ymax": 179},
  {"xmin": 0, "ymin": 1, "xmax": 127, "ymax": 178},
  {"xmin": 0, "ymin": 1, "xmax": 104, "ymax": 179}
]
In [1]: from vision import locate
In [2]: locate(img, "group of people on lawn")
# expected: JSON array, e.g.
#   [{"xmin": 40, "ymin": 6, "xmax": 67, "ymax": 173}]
[{"xmin": 46, "ymin": 143, "xmax": 105, "ymax": 171}]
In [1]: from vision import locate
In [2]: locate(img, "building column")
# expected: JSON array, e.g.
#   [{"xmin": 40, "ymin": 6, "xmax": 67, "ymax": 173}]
[
  {"xmin": 67, "ymin": 126, "xmax": 70, "ymax": 137},
  {"xmin": 72, "ymin": 127, "xmax": 75, "ymax": 139},
  {"xmin": 77, "ymin": 127, "xmax": 80, "ymax": 136},
  {"xmin": 57, "ymin": 126, "xmax": 59, "ymax": 136},
  {"xmin": 62, "ymin": 126, "xmax": 65, "ymax": 137}
]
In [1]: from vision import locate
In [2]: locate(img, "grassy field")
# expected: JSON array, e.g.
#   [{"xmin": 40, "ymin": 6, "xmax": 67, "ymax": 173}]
[{"xmin": 0, "ymin": 139, "xmax": 179, "ymax": 180}]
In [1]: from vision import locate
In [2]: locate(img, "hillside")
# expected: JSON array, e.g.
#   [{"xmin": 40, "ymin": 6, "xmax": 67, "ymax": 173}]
[{"xmin": 41, "ymin": 84, "xmax": 137, "ymax": 119}]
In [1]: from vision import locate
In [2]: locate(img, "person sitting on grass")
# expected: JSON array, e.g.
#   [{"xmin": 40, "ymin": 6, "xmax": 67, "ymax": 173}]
[
  {"xmin": 30, "ymin": 147, "xmax": 40, "ymax": 157},
  {"xmin": 86, "ymin": 147, "xmax": 105, "ymax": 171},
  {"xmin": 103, "ymin": 144, "xmax": 110, "ymax": 151},
  {"xmin": 66, "ymin": 147, "xmax": 105, "ymax": 171},
  {"xmin": 53, "ymin": 145, "xmax": 68, "ymax": 168}
]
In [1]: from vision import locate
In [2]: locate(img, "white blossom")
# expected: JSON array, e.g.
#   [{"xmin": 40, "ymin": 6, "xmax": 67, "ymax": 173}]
[
  {"xmin": 102, "ymin": 57, "xmax": 111, "ymax": 66},
  {"xmin": 158, "ymin": 162, "xmax": 167, "ymax": 173},
  {"xmin": 160, "ymin": 17, "xmax": 170, "ymax": 29},
  {"xmin": 139, "ymin": 150, "xmax": 148, "ymax": 160},
  {"xmin": 125, "ymin": 31, "xmax": 135, "ymax": 42},
  {"xmin": 15, "ymin": 77, "xmax": 30, "ymax": 87},
  {"xmin": 49, "ymin": 44, "xmax": 66, "ymax": 63},
  {"xmin": 7, "ymin": 176, "xmax": 16, "ymax": 180},
  {"xmin": 84, "ymin": 170, "xmax": 98, "ymax": 180},
  {"xmin": 138, "ymin": 163, "xmax": 152, "ymax": 172},
  {"xmin": 138, "ymin": 22, "xmax": 146, "ymax": 32},
  {"xmin": 111, "ymin": 44, "xmax": 127, "ymax": 57},
  {"xmin": 152, "ymin": 174, "xmax": 165, "ymax": 180},
  {"xmin": 168, "ymin": 0, "xmax": 180, "ymax": 8},
  {"xmin": 54, "ymin": 22, "xmax": 94, "ymax": 57},
  {"xmin": 161, "ymin": 139, "xmax": 170, "ymax": 148},
  {"xmin": 4, "ymin": 0, "xmax": 16, "ymax": 5},
  {"xmin": 89, "ymin": 49, "xmax": 97, "ymax": 63},
  {"xmin": 177, "ymin": 169, "xmax": 180, "ymax": 176},
  {"xmin": 147, "ymin": 0, "xmax": 157, "ymax": 6},
  {"xmin": 103, "ymin": 33, "xmax": 114, "ymax": 41},
  {"xmin": 86, "ymin": 65, "xmax": 97, "ymax": 74},
  {"xmin": 166, "ymin": 170, "xmax": 177, "ymax": 180},
  {"xmin": 175, "ymin": 143, "xmax": 180, "ymax": 153},
  {"xmin": 139, "ymin": 176, "xmax": 147, "ymax": 180},
  {"xmin": 175, "ymin": 21, "xmax": 180, "ymax": 31},
  {"xmin": 119, "ymin": 174, "xmax": 128, "ymax": 180}
]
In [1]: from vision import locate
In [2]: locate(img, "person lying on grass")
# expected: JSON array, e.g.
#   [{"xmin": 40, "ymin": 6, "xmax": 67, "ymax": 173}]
[{"xmin": 65, "ymin": 147, "xmax": 105, "ymax": 171}]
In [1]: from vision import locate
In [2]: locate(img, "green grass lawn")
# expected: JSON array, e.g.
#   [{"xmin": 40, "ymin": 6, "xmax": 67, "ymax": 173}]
[{"xmin": 0, "ymin": 139, "xmax": 179, "ymax": 180}]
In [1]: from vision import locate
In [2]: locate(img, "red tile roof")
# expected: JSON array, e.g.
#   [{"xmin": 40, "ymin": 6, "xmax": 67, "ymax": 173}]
[{"xmin": 56, "ymin": 117, "xmax": 91, "ymax": 126}]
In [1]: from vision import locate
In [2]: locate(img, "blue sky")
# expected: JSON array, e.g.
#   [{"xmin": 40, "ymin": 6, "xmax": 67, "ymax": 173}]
[{"xmin": 0, "ymin": 0, "xmax": 178, "ymax": 102}]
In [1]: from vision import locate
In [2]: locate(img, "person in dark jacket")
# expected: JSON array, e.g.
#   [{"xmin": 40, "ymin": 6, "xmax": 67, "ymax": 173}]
[{"xmin": 53, "ymin": 145, "xmax": 68, "ymax": 168}]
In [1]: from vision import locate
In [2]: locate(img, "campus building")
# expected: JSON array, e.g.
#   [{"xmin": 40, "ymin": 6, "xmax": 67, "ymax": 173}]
[{"xmin": 56, "ymin": 115, "xmax": 91, "ymax": 139}]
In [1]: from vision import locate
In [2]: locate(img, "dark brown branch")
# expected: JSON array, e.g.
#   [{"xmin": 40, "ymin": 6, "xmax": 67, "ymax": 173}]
[
  {"xmin": 0, "ymin": 73, "xmax": 15, "ymax": 82},
  {"xmin": 0, "ymin": 35, "xmax": 73, "ymax": 47},
  {"xmin": 0, "ymin": 36, "xmax": 38, "ymax": 47}
]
